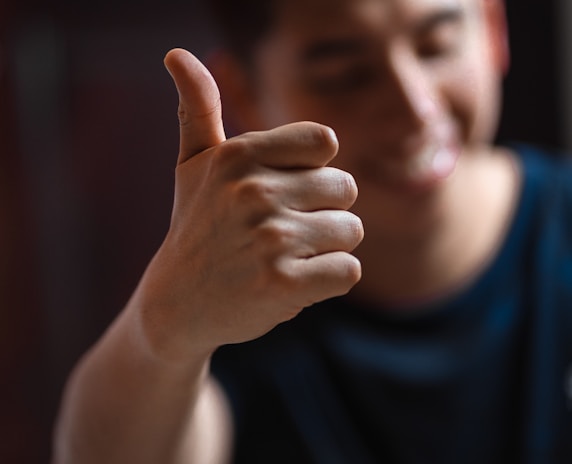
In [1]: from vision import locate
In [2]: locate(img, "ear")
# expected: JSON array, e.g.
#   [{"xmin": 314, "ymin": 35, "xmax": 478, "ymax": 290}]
[
  {"xmin": 482, "ymin": 0, "xmax": 510, "ymax": 76},
  {"xmin": 206, "ymin": 50, "xmax": 266, "ymax": 135}
]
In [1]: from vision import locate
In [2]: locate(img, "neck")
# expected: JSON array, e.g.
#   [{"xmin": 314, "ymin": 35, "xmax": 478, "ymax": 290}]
[{"xmin": 352, "ymin": 146, "xmax": 520, "ymax": 311}]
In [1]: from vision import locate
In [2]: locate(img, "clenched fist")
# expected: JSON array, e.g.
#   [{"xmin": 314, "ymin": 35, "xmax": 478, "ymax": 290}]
[{"xmin": 133, "ymin": 49, "xmax": 363, "ymax": 362}]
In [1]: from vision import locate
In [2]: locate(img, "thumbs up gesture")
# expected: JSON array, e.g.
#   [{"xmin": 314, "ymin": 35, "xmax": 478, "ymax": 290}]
[{"xmin": 135, "ymin": 49, "xmax": 363, "ymax": 361}]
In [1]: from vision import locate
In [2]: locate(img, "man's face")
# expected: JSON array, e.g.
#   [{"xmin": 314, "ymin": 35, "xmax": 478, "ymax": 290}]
[{"xmin": 246, "ymin": 0, "xmax": 506, "ymax": 196}]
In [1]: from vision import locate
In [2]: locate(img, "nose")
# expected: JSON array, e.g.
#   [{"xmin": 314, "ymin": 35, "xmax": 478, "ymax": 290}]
[{"xmin": 374, "ymin": 50, "xmax": 439, "ymax": 133}]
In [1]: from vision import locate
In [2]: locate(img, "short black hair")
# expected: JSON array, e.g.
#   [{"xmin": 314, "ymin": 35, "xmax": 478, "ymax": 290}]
[{"xmin": 208, "ymin": 0, "xmax": 278, "ymax": 64}]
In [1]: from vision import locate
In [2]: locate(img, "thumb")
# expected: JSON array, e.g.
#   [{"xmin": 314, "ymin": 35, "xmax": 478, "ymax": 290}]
[{"xmin": 164, "ymin": 48, "xmax": 226, "ymax": 164}]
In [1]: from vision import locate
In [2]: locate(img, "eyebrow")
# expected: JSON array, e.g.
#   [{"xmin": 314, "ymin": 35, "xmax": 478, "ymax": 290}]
[
  {"xmin": 414, "ymin": 6, "xmax": 465, "ymax": 36},
  {"xmin": 298, "ymin": 5, "xmax": 465, "ymax": 65},
  {"xmin": 300, "ymin": 39, "xmax": 368, "ymax": 65}
]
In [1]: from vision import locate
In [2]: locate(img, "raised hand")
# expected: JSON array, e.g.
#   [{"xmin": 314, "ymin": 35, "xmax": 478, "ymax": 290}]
[{"xmin": 135, "ymin": 49, "xmax": 363, "ymax": 361}]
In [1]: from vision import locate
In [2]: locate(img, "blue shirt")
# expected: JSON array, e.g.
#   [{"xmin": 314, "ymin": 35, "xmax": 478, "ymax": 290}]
[{"xmin": 213, "ymin": 145, "xmax": 572, "ymax": 464}]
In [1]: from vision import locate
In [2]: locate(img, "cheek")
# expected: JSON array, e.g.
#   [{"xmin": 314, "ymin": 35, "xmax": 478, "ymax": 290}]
[
  {"xmin": 444, "ymin": 59, "xmax": 503, "ymax": 146},
  {"xmin": 254, "ymin": 65, "xmax": 306, "ymax": 128},
  {"xmin": 256, "ymin": 92, "xmax": 336, "ymax": 132},
  {"xmin": 255, "ymin": 93, "xmax": 297, "ymax": 129}
]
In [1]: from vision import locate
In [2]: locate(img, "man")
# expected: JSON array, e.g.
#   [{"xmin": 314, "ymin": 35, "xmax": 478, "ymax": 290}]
[{"xmin": 53, "ymin": 0, "xmax": 572, "ymax": 462}]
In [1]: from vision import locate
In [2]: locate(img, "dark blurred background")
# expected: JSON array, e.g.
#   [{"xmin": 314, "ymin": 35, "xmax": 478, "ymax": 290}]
[{"xmin": 0, "ymin": 0, "xmax": 568, "ymax": 462}]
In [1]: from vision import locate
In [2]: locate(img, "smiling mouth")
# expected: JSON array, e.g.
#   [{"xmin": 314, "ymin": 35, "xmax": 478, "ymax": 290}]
[
  {"xmin": 406, "ymin": 143, "xmax": 458, "ymax": 182},
  {"xmin": 354, "ymin": 141, "xmax": 460, "ymax": 194}
]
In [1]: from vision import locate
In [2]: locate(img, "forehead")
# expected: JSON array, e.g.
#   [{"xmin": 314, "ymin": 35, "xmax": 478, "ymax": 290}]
[{"xmin": 269, "ymin": 0, "xmax": 476, "ymax": 38}]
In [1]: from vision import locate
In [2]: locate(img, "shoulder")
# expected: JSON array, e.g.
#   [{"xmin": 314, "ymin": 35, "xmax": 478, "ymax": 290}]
[
  {"xmin": 512, "ymin": 143, "xmax": 572, "ymax": 187},
  {"xmin": 509, "ymin": 144, "xmax": 572, "ymax": 223},
  {"xmin": 508, "ymin": 144, "xmax": 572, "ymax": 306}
]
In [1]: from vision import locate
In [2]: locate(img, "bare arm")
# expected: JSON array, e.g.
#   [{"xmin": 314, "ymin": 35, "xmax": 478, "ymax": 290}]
[
  {"xmin": 53, "ymin": 302, "xmax": 232, "ymax": 464},
  {"xmin": 52, "ymin": 49, "xmax": 363, "ymax": 463}
]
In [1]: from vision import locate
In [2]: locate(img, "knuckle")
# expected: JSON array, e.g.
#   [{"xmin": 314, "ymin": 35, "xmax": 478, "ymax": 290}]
[
  {"xmin": 322, "ymin": 168, "xmax": 358, "ymax": 208},
  {"xmin": 178, "ymin": 98, "xmax": 221, "ymax": 126},
  {"xmin": 318, "ymin": 125, "xmax": 339, "ymax": 151},
  {"xmin": 332, "ymin": 211, "xmax": 364, "ymax": 247},
  {"xmin": 339, "ymin": 171, "xmax": 359, "ymax": 206},
  {"xmin": 177, "ymin": 103, "xmax": 190, "ymax": 126},
  {"xmin": 313, "ymin": 124, "xmax": 338, "ymax": 154},
  {"xmin": 340, "ymin": 255, "xmax": 363, "ymax": 289},
  {"xmin": 349, "ymin": 214, "xmax": 365, "ymax": 243},
  {"xmin": 256, "ymin": 219, "xmax": 294, "ymax": 250},
  {"xmin": 347, "ymin": 255, "xmax": 363, "ymax": 283},
  {"xmin": 211, "ymin": 137, "xmax": 257, "ymax": 178},
  {"xmin": 220, "ymin": 137, "xmax": 252, "ymax": 161},
  {"xmin": 269, "ymin": 261, "xmax": 297, "ymax": 288},
  {"xmin": 255, "ymin": 257, "xmax": 301, "ymax": 304},
  {"xmin": 234, "ymin": 177, "xmax": 278, "ymax": 210},
  {"xmin": 293, "ymin": 121, "xmax": 338, "ymax": 154}
]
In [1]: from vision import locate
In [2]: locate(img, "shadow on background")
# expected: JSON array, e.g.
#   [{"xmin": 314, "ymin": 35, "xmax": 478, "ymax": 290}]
[{"xmin": 0, "ymin": 0, "xmax": 564, "ymax": 462}]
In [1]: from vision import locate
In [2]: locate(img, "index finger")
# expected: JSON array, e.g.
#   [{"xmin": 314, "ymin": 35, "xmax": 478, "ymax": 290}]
[{"xmin": 229, "ymin": 122, "xmax": 340, "ymax": 169}]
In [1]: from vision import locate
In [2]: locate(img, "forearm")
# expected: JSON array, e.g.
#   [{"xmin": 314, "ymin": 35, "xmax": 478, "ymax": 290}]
[{"xmin": 52, "ymin": 304, "xmax": 230, "ymax": 464}]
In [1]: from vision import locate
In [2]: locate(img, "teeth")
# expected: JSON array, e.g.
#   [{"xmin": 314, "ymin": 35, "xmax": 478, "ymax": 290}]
[
  {"xmin": 407, "ymin": 144, "xmax": 437, "ymax": 180},
  {"xmin": 431, "ymin": 147, "xmax": 455, "ymax": 177},
  {"xmin": 406, "ymin": 145, "xmax": 456, "ymax": 181}
]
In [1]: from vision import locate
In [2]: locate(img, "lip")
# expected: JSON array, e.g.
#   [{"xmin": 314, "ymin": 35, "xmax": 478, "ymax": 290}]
[
  {"xmin": 399, "ymin": 121, "xmax": 461, "ymax": 186},
  {"xmin": 349, "ymin": 123, "xmax": 461, "ymax": 194},
  {"xmin": 405, "ymin": 141, "xmax": 459, "ymax": 184},
  {"xmin": 356, "ymin": 147, "xmax": 459, "ymax": 196}
]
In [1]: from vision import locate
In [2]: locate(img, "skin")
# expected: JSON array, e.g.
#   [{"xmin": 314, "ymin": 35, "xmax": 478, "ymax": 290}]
[
  {"xmin": 53, "ymin": 53, "xmax": 362, "ymax": 463},
  {"xmin": 53, "ymin": 0, "xmax": 520, "ymax": 462},
  {"xmin": 214, "ymin": 0, "xmax": 518, "ymax": 307}
]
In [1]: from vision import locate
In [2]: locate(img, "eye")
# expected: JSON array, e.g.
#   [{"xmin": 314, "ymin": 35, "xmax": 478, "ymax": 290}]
[
  {"xmin": 417, "ymin": 23, "xmax": 460, "ymax": 59},
  {"xmin": 416, "ymin": 12, "xmax": 464, "ymax": 60},
  {"xmin": 304, "ymin": 64, "xmax": 379, "ymax": 96}
]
